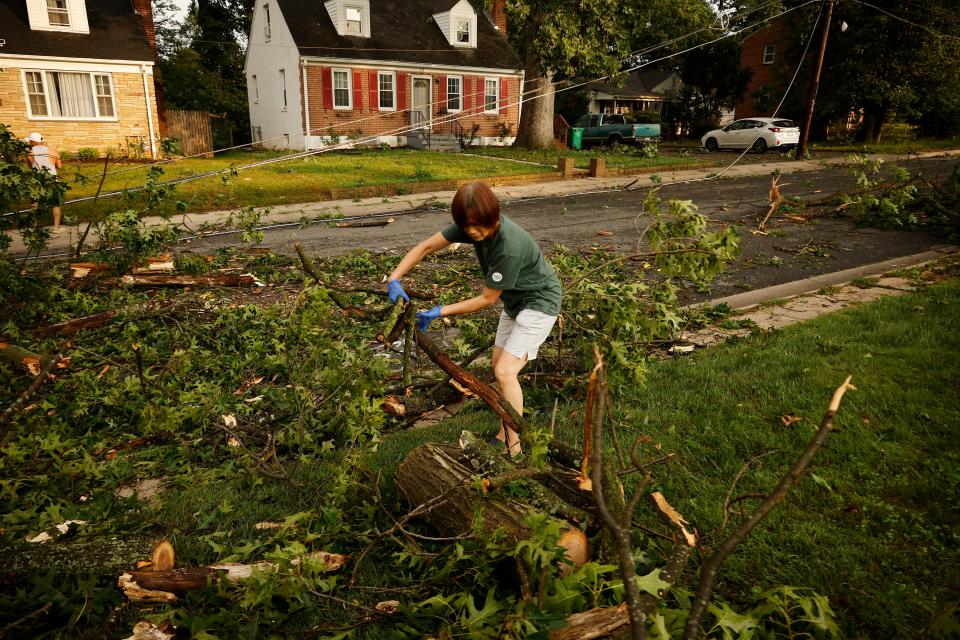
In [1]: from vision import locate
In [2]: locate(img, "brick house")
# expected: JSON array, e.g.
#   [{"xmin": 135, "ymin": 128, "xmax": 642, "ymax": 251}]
[
  {"xmin": 0, "ymin": 0, "xmax": 163, "ymax": 158},
  {"xmin": 244, "ymin": 0, "xmax": 523, "ymax": 150},
  {"xmin": 735, "ymin": 16, "xmax": 791, "ymax": 119}
]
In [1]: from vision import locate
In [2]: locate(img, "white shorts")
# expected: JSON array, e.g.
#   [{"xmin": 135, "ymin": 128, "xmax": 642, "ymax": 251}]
[{"xmin": 494, "ymin": 309, "xmax": 558, "ymax": 361}]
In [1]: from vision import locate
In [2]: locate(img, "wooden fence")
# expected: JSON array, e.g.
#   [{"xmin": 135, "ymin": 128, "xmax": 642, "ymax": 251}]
[{"xmin": 166, "ymin": 110, "xmax": 213, "ymax": 158}]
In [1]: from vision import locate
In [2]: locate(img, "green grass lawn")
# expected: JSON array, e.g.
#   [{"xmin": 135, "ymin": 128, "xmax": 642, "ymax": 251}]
[
  {"xmin": 54, "ymin": 146, "xmax": 704, "ymax": 224},
  {"xmin": 58, "ymin": 148, "xmax": 557, "ymax": 221},
  {"xmin": 463, "ymin": 145, "xmax": 708, "ymax": 169},
  {"xmin": 359, "ymin": 276, "xmax": 960, "ymax": 637},
  {"xmin": 810, "ymin": 137, "xmax": 960, "ymax": 155}
]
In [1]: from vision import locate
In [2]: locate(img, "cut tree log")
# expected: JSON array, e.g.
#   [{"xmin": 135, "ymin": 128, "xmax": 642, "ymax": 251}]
[
  {"xmin": 414, "ymin": 330, "xmax": 523, "ymax": 434},
  {"xmin": 0, "ymin": 343, "xmax": 43, "ymax": 376},
  {"xmin": 0, "ymin": 536, "xmax": 156, "ymax": 585},
  {"xmin": 120, "ymin": 274, "xmax": 258, "ymax": 288},
  {"xmin": 118, "ymin": 551, "xmax": 349, "ymax": 601},
  {"xmin": 396, "ymin": 441, "xmax": 590, "ymax": 567}
]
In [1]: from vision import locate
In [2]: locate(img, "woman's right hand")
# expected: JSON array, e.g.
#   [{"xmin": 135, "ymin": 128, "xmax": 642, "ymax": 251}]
[{"xmin": 387, "ymin": 279, "xmax": 409, "ymax": 303}]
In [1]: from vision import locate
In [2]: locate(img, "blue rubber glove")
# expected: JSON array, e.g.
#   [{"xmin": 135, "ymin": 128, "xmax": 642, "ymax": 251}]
[
  {"xmin": 416, "ymin": 305, "xmax": 443, "ymax": 331},
  {"xmin": 387, "ymin": 279, "xmax": 409, "ymax": 303}
]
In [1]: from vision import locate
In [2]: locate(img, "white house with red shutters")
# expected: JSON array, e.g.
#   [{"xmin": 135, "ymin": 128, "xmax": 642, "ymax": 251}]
[{"xmin": 244, "ymin": 0, "xmax": 524, "ymax": 151}]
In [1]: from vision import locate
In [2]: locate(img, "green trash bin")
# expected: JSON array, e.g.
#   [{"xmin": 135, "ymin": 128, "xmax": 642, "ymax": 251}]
[{"xmin": 569, "ymin": 127, "xmax": 583, "ymax": 150}]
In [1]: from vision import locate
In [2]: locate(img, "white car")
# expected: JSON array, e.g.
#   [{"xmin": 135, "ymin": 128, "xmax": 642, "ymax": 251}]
[{"xmin": 701, "ymin": 118, "xmax": 800, "ymax": 153}]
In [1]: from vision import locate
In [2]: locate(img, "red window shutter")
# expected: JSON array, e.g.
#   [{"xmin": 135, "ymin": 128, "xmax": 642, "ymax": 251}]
[
  {"xmin": 475, "ymin": 76, "xmax": 485, "ymax": 110},
  {"xmin": 398, "ymin": 72, "xmax": 408, "ymax": 110},
  {"xmin": 369, "ymin": 71, "xmax": 378, "ymax": 112},
  {"xmin": 321, "ymin": 67, "xmax": 333, "ymax": 110},
  {"xmin": 464, "ymin": 76, "xmax": 472, "ymax": 111},
  {"xmin": 352, "ymin": 70, "xmax": 363, "ymax": 110},
  {"xmin": 438, "ymin": 74, "xmax": 446, "ymax": 110},
  {"xmin": 499, "ymin": 77, "xmax": 508, "ymax": 114}
]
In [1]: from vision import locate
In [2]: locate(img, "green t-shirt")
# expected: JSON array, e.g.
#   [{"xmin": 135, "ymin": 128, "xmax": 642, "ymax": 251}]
[{"xmin": 441, "ymin": 214, "xmax": 562, "ymax": 318}]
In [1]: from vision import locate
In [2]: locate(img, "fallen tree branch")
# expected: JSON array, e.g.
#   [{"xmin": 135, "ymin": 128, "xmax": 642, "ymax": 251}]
[
  {"xmin": 414, "ymin": 329, "xmax": 524, "ymax": 434},
  {"xmin": 0, "ymin": 601, "xmax": 53, "ymax": 639},
  {"xmin": 120, "ymin": 273, "xmax": 257, "ymax": 288},
  {"xmin": 586, "ymin": 347, "xmax": 645, "ymax": 640},
  {"xmin": 1, "ymin": 341, "xmax": 72, "ymax": 428},
  {"xmin": 682, "ymin": 376, "xmax": 856, "ymax": 640},
  {"xmin": 118, "ymin": 551, "xmax": 349, "ymax": 601}
]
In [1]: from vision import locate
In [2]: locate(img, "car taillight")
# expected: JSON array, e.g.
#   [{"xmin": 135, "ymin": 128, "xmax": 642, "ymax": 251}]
[{"xmin": 769, "ymin": 127, "xmax": 782, "ymax": 132}]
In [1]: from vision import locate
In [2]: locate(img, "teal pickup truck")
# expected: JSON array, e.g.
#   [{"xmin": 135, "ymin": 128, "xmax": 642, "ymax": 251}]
[{"xmin": 573, "ymin": 113, "xmax": 661, "ymax": 147}]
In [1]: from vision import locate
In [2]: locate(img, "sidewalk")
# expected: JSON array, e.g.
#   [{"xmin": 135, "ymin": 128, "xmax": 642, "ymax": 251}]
[{"xmin": 13, "ymin": 148, "xmax": 958, "ymax": 256}]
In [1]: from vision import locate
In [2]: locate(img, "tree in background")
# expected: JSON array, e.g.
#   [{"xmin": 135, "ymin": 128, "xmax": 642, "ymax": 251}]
[
  {"xmin": 672, "ymin": 39, "xmax": 751, "ymax": 138},
  {"xmin": 776, "ymin": 0, "xmax": 960, "ymax": 143},
  {"xmin": 504, "ymin": 0, "xmax": 714, "ymax": 149},
  {"xmin": 155, "ymin": 0, "xmax": 254, "ymax": 147}
]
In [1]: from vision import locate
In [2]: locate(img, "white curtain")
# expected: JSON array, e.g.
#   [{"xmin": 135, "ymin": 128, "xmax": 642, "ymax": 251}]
[{"xmin": 48, "ymin": 72, "xmax": 95, "ymax": 118}]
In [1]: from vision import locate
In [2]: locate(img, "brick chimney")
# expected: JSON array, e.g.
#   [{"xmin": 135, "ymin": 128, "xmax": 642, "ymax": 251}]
[
  {"xmin": 491, "ymin": 0, "xmax": 506, "ymax": 34},
  {"xmin": 131, "ymin": 0, "xmax": 157, "ymax": 53},
  {"xmin": 130, "ymin": 0, "xmax": 168, "ymax": 137}
]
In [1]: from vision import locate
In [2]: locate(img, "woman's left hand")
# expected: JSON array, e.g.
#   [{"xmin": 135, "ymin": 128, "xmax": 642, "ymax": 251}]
[{"xmin": 416, "ymin": 306, "xmax": 443, "ymax": 331}]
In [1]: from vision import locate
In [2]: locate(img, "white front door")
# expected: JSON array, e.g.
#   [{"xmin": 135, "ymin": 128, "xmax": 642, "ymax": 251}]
[{"xmin": 412, "ymin": 77, "xmax": 431, "ymax": 128}]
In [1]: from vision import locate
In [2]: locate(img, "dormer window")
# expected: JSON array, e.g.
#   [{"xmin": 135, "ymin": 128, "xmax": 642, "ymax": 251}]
[
  {"xmin": 345, "ymin": 6, "xmax": 362, "ymax": 34},
  {"xmin": 27, "ymin": 0, "xmax": 89, "ymax": 32},
  {"xmin": 456, "ymin": 19, "xmax": 470, "ymax": 43},
  {"xmin": 324, "ymin": 0, "xmax": 370, "ymax": 37},
  {"xmin": 433, "ymin": 0, "xmax": 476, "ymax": 48},
  {"xmin": 47, "ymin": 0, "xmax": 70, "ymax": 26}
]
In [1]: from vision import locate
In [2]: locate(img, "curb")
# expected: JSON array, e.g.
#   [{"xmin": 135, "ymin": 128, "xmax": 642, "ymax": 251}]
[{"xmin": 700, "ymin": 246, "xmax": 959, "ymax": 311}]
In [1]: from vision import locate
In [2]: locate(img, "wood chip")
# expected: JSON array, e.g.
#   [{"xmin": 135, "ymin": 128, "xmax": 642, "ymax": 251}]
[
  {"xmin": 382, "ymin": 396, "xmax": 406, "ymax": 417},
  {"xmin": 649, "ymin": 492, "xmax": 697, "ymax": 546}
]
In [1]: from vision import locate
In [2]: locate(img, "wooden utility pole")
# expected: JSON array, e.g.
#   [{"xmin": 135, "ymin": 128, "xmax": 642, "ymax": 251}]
[{"xmin": 796, "ymin": 0, "xmax": 835, "ymax": 159}]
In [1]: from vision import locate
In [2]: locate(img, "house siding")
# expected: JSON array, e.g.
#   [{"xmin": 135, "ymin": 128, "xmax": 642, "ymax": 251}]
[
  {"xmin": 736, "ymin": 19, "xmax": 791, "ymax": 118},
  {"xmin": 0, "ymin": 64, "xmax": 161, "ymax": 158},
  {"xmin": 302, "ymin": 63, "xmax": 522, "ymax": 148},
  {"xmin": 244, "ymin": 0, "xmax": 304, "ymax": 149}
]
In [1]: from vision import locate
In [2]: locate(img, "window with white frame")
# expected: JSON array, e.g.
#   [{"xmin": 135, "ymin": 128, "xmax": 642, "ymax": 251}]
[
  {"xmin": 446, "ymin": 76, "xmax": 462, "ymax": 111},
  {"xmin": 333, "ymin": 69, "xmax": 351, "ymax": 109},
  {"xmin": 46, "ymin": 0, "xmax": 70, "ymax": 26},
  {"xmin": 762, "ymin": 44, "xmax": 775, "ymax": 64},
  {"xmin": 279, "ymin": 69, "xmax": 287, "ymax": 109},
  {"xmin": 251, "ymin": 75, "xmax": 259, "ymax": 103},
  {"xmin": 345, "ymin": 6, "xmax": 363, "ymax": 34},
  {"xmin": 263, "ymin": 3, "xmax": 271, "ymax": 40},
  {"xmin": 456, "ymin": 19, "xmax": 470, "ymax": 44},
  {"xmin": 378, "ymin": 71, "xmax": 395, "ymax": 110},
  {"xmin": 483, "ymin": 78, "xmax": 498, "ymax": 112},
  {"xmin": 23, "ymin": 70, "xmax": 116, "ymax": 119}
]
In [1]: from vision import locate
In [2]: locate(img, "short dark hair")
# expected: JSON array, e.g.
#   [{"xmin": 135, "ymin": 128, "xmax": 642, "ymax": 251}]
[{"xmin": 451, "ymin": 182, "xmax": 500, "ymax": 230}]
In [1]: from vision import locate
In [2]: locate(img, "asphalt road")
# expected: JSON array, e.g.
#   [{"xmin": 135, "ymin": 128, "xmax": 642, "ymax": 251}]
[{"xmin": 212, "ymin": 155, "xmax": 955, "ymax": 300}]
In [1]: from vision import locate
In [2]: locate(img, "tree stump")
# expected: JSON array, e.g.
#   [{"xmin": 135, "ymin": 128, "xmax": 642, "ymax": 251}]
[{"xmin": 396, "ymin": 441, "xmax": 592, "ymax": 567}]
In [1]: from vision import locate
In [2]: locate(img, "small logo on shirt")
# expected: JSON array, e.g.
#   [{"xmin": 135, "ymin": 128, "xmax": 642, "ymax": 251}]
[{"xmin": 491, "ymin": 272, "xmax": 503, "ymax": 282}]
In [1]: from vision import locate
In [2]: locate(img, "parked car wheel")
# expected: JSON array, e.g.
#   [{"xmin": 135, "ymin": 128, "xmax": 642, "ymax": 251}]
[
  {"xmin": 752, "ymin": 138, "xmax": 768, "ymax": 153},
  {"xmin": 607, "ymin": 134, "xmax": 622, "ymax": 146},
  {"xmin": 705, "ymin": 137, "xmax": 719, "ymax": 152}
]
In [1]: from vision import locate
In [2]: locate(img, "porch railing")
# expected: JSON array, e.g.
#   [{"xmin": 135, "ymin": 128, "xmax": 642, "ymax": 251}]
[
  {"xmin": 435, "ymin": 111, "xmax": 465, "ymax": 148},
  {"xmin": 410, "ymin": 110, "xmax": 430, "ymax": 148}
]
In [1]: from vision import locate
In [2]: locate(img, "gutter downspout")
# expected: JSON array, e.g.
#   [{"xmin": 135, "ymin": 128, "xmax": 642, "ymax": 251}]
[
  {"xmin": 517, "ymin": 68, "xmax": 524, "ymax": 138},
  {"xmin": 302, "ymin": 61, "xmax": 311, "ymax": 151},
  {"xmin": 141, "ymin": 64, "xmax": 157, "ymax": 158}
]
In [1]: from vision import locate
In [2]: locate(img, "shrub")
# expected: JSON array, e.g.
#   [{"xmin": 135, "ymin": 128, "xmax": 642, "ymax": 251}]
[
  {"xmin": 629, "ymin": 110, "xmax": 662, "ymax": 124},
  {"xmin": 77, "ymin": 147, "xmax": 99, "ymax": 161}
]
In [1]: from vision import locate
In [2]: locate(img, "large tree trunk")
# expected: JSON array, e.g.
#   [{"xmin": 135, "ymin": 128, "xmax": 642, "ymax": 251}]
[
  {"xmin": 396, "ymin": 442, "xmax": 591, "ymax": 565},
  {"xmin": 514, "ymin": 52, "xmax": 556, "ymax": 150}
]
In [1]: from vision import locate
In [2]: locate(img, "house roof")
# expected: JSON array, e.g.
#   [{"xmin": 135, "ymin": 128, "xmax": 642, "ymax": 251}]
[
  {"xmin": 584, "ymin": 69, "xmax": 679, "ymax": 99},
  {"xmin": 0, "ymin": 0, "xmax": 155, "ymax": 62},
  {"xmin": 275, "ymin": 0, "xmax": 522, "ymax": 70}
]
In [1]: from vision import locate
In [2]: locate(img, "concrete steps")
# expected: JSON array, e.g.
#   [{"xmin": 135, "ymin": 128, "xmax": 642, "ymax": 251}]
[{"xmin": 404, "ymin": 131, "xmax": 462, "ymax": 152}]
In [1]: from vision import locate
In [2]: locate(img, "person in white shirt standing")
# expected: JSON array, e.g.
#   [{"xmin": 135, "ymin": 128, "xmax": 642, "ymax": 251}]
[{"xmin": 26, "ymin": 132, "xmax": 64, "ymax": 231}]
